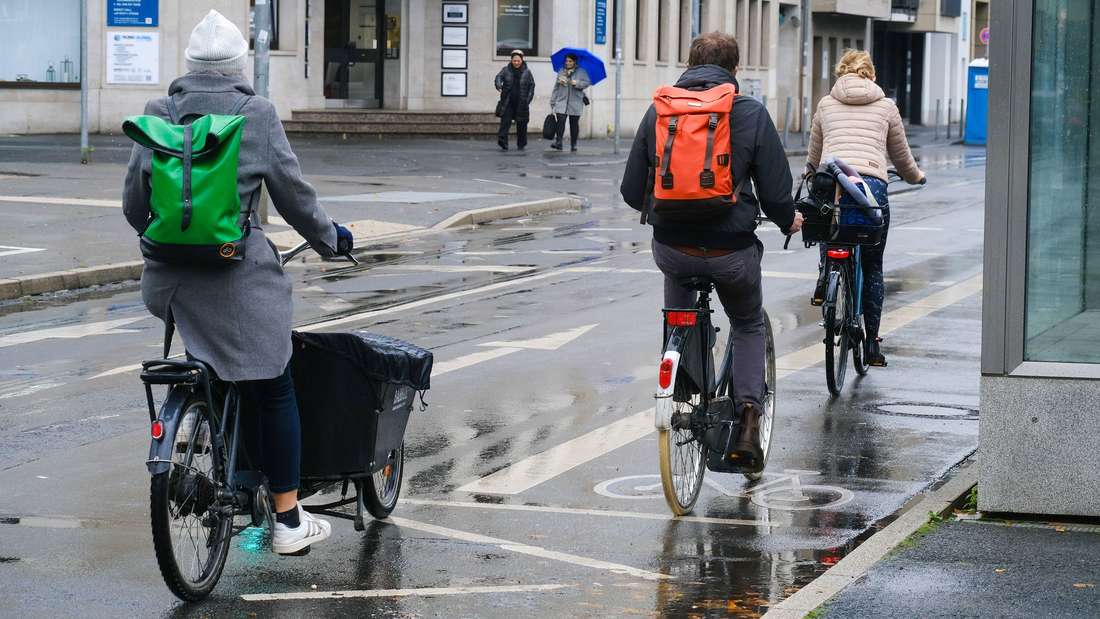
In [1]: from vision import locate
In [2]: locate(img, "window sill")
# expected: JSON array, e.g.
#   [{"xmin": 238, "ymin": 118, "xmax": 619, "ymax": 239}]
[
  {"xmin": 655, "ymin": 61, "xmax": 670, "ymax": 67},
  {"xmin": 0, "ymin": 82, "xmax": 80, "ymax": 90}
]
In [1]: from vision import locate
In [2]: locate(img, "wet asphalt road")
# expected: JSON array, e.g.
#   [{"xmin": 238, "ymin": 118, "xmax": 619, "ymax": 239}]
[{"xmin": 0, "ymin": 144, "xmax": 986, "ymax": 617}]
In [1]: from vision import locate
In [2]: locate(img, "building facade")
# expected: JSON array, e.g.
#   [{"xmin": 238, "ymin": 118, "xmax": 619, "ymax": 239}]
[
  {"xmin": 1, "ymin": 1, "xmax": 807, "ymax": 137},
  {"xmin": 982, "ymin": 0, "xmax": 1100, "ymax": 517}
]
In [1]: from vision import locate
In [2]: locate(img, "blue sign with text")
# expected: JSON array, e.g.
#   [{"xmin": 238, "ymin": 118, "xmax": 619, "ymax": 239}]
[
  {"xmin": 595, "ymin": 0, "xmax": 607, "ymax": 45},
  {"xmin": 107, "ymin": 0, "xmax": 158, "ymax": 27}
]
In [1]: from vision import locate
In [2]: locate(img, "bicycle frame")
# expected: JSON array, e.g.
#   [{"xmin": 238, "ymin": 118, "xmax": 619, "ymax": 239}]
[{"xmin": 824, "ymin": 245, "xmax": 864, "ymax": 320}]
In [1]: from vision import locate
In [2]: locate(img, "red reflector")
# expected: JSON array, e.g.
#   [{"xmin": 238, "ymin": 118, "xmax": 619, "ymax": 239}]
[
  {"xmin": 659, "ymin": 358, "xmax": 674, "ymax": 389},
  {"xmin": 151, "ymin": 420, "xmax": 164, "ymax": 440},
  {"xmin": 666, "ymin": 311, "xmax": 698, "ymax": 327},
  {"xmin": 827, "ymin": 248, "xmax": 851, "ymax": 259}
]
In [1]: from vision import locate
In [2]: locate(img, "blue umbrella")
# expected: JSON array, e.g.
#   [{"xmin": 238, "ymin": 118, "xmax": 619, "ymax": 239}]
[{"xmin": 550, "ymin": 47, "xmax": 607, "ymax": 85}]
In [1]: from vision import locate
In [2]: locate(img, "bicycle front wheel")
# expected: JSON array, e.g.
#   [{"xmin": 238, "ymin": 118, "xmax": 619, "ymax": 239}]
[
  {"xmin": 745, "ymin": 310, "xmax": 777, "ymax": 482},
  {"xmin": 657, "ymin": 394, "xmax": 707, "ymax": 515},
  {"xmin": 824, "ymin": 266, "xmax": 850, "ymax": 396},
  {"xmin": 150, "ymin": 396, "xmax": 232, "ymax": 602}
]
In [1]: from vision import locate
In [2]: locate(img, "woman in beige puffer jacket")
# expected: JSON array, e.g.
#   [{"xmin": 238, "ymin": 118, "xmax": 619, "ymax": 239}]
[{"xmin": 806, "ymin": 50, "xmax": 926, "ymax": 368}]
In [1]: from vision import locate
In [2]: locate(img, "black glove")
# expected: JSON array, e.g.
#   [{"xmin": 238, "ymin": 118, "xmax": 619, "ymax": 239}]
[{"xmin": 334, "ymin": 222, "xmax": 354, "ymax": 255}]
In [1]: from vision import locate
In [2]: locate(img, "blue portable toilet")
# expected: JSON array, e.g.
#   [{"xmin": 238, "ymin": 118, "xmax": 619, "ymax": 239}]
[{"xmin": 964, "ymin": 58, "xmax": 989, "ymax": 145}]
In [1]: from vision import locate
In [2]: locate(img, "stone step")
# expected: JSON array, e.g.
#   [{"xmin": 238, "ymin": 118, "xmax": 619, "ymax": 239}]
[
  {"xmin": 283, "ymin": 120, "xmax": 500, "ymax": 135},
  {"xmin": 290, "ymin": 109, "xmax": 498, "ymax": 124}
]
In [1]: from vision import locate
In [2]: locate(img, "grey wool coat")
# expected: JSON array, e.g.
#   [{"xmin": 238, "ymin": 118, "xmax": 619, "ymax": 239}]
[
  {"xmin": 549, "ymin": 67, "xmax": 590, "ymax": 116},
  {"xmin": 123, "ymin": 72, "xmax": 338, "ymax": 382}
]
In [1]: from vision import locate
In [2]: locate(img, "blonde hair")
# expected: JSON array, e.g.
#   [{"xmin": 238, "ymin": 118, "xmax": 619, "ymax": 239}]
[{"xmin": 835, "ymin": 50, "xmax": 876, "ymax": 81}]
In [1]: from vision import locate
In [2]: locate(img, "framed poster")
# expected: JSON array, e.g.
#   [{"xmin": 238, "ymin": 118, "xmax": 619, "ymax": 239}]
[
  {"xmin": 442, "ymin": 25, "xmax": 467, "ymax": 47},
  {"xmin": 441, "ymin": 72, "xmax": 467, "ymax": 97},
  {"xmin": 441, "ymin": 48, "xmax": 467, "ymax": 69},
  {"xmin": 106, "ymin": 31, "xmax": 160, "ymax": 84},
  {"xmin": 442, "ymin": 3, "xmax": 468, "ymax": 24},
  {"xmin": 107, "ymin": 0, "xmax": 158, "ymax": 27}
]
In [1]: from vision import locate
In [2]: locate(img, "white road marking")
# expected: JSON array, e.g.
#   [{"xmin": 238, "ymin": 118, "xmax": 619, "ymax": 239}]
[
  {"xmin": 762, "ymin": 271, "xmax": 819, "ymax": 280},
  {"xmin": 242, "ymin": 584, "xmax": 569, "ymax": 602},
  {"xmin": 266, "ymin": 219, "xmax": 422, "ymax": 250},
  {"xmin": 0, "ymin": 195, "xmax": 121, "ymax": 208},
  {"xmin": 321, "ymin": 191, "xmax": 493, "ymax": 203},
  {"xmin": 896, "ymin": 226, "xmax": 945, "ymax": 231},
  {"xmin": 400, "ymin": 498, "xmax": 765, "ymax": 527},
  {"xmin": 461, "ymin": 275, "xmax": 985, "ymax": 495},
  {"xmin": 303, "ymin": 285, "xmax": 355, "ymax": 312},
  {"xmin": 377, "ymin": 264, "xmax": 534, "ymax": 274},
  {"xmin": 472, "ymin": 178, "xmax": 527, "ymax": 190},
  {"xmin": 0, "ymin": 316, "xmax": 148, "ymax": 349},
  {"xmin": 455, "ymin": 250, "xmax": 517, "ymax": 256},
  {"xmin": 434, "ymin": 324, "xmax": 598, "ymax": 376},
  {"xmin": 501, "ymin": 227, "xmax": 555, "ymax": 231},
  {"xmin": 388, "ymin": 516, "xmax": 671, "ymax": 581},
  {"xmin": 432, "ymin": 347, "xmax": 522, "ymax": 376},
  {"xmin": 0, "ymin": 382, "xmax": 65, "ymax": 400},
  {"xmin": 584, "ymin": 228, "xmax": 633, "ymax": 232},
  {"xmin": 539, "ymin": 250, "xmax": 603, "ymax": 255},
  {"xmin": 0, "ymin": 245, "xmax": 46, "ymax": 258},
  {"xmin": 905, "ymin": 251, "xmax": 943, "ymax": 257},
  {"xmin": 457, "ymin": 409, "xmax": 654, "ymax": 495}
]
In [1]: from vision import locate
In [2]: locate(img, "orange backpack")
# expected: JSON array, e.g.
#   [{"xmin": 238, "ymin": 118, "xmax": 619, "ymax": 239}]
[{"xmin": 650, "ymin": 83, "xmax": 742, "ymax": 222}]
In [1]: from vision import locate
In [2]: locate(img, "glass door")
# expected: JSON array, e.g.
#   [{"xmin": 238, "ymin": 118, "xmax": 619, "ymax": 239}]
[{"xmin": 324, "ymin": 0, "xmax": 384, "ymax": 108}]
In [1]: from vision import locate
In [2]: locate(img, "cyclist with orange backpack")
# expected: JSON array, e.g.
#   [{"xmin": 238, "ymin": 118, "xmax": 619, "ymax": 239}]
[{"xmin": 621, "ymin": 32, "xmax": 802, "ymax": 463}]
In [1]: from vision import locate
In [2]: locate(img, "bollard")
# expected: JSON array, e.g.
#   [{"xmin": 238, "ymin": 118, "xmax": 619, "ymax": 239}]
[
  {"xmin": 960, "ymin": 98, "xmax": 967, "ymax": 142},
  {"xmin": 947, "ymin": 99, "xmax": 954, "ymax": 140},
  {"xmin": 783, "ymin": 96, "xmax": 792, "ymax": 148},
  {"xmin": 935, "ymin": 99, "xmax": 942, "ymax": 141},
  {"xmin": 802, "ymin": 97, "xmax": 810, "ymax": 147}
]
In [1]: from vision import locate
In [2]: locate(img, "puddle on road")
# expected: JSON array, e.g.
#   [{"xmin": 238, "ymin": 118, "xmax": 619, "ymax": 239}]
[{"xmin": 875, "ymin": 403, "xmax": 978, "ymax": 420}]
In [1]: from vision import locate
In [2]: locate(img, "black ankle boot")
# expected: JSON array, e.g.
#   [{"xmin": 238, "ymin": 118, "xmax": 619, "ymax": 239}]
[
  {"xmin": 732, "ymin": 404, "xmax": 764, "ymax": 468},
  {"xmin": 811, "ymin": 270, "xmax": 827, "ymax": 306},
  {"xmin": 867, "ymin": 338, "xmax": 888, "ymax": 367}
]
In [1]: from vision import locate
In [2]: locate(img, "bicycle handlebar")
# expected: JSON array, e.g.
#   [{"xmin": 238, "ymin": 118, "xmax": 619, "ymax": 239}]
[{"xmin": 279, "ymin": 241, "xmax": 360, "ymax": 267}]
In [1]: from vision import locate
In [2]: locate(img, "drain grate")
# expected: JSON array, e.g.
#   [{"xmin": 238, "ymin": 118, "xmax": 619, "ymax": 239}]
[{"xmin": 873, "ymin": 402, "xmax": 978, "ymax": 420}]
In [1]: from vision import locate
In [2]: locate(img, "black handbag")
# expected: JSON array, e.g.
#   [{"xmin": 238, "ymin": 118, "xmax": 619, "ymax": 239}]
[
  {"xmin": 582, "ymin": 94, "xmax": 590, "ymax": 106},
  {"xmin": 494, "ymin": 99, "xmax": 505, "ymax": 118},
  {"xmin": 542, "ymin": 113, "xmax": 556, "ymax": 140}
]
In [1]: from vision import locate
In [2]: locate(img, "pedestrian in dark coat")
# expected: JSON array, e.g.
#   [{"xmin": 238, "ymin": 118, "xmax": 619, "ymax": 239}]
[
  {"xmin": 122, "ymin": 9, "xmax": 348, "ymax": 554},
  {"xmin": 494, "ymin": 50, "xmax": 536, "ymax": 151}
]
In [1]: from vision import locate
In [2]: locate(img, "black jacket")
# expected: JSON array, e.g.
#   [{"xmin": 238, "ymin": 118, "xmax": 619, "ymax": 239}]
[
  {"xmin": 620, "ymin": 65, "xmax": 796, "ymax": 249},
  {"xmin": 494, "ymin": 64, "xmax": 536, "ymax": 122}
]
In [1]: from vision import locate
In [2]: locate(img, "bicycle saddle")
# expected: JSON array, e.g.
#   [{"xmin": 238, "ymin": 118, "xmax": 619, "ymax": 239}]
[{"xmin": 677, "ymin": 276, "xmax": 715, "ymax": 293}]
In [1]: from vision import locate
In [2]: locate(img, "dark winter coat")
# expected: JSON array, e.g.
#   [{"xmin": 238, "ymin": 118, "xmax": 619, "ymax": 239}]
[
  {"xmin": 620, "ymin": 65, "xmax": 796, "ymax": 250},
  {"xmin": 123, "ymin": 72, "xmax": 338, "ymax": 382},
  {"xmin": 494, "ymin": 63, "xmax": 536, "ymax": 122}
]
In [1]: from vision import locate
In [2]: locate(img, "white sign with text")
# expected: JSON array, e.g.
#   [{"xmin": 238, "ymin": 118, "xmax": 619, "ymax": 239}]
[{"xmin": 107, "ymin": 31, "xmax": 159, "ymax": 84}]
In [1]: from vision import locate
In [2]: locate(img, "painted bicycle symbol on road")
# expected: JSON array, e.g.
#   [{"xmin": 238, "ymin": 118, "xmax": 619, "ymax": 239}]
[{"xmin": 593, "ymin": 469, "xmax": 854, "ymax": 511}]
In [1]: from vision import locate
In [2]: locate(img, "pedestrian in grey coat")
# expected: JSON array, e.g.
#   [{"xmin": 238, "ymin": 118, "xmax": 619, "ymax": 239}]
[
  {"xmin": 549, "ymin": 54, "xmax": 590, "ymax": 152},
  {"xmin": 122, "ymin": 9, "xmax": 343, "ymax": 554}
]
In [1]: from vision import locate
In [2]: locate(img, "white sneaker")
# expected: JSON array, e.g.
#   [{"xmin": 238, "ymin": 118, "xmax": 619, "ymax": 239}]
[{"xmin": 272, "ymin": 504, "xmax": 331, "ymax": 555}]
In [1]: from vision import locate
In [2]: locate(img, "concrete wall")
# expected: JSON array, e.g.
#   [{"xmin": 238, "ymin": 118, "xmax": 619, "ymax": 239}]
[
  {"xmin": 811, "ymin": 13, "xmax": 872, "ymax": 109},
  {"xmin": 920, "ymin": 32, "xmax": 963, "ymax": 126},
  {"xmin": 979, "ymin": 376, "xmax": 1100, "ymax": 517}
]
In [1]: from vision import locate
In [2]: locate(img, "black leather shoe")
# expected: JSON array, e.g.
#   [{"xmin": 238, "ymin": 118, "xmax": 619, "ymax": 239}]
[
  {"xmin": 811, "ymin": 270, "xmax": 827, "ymax": 306},
  {"xmin": 867, "ymin": 338, "xmax": 888, "ymax": 367},
  {"xmin": 497, "ymin": 138, "xmax": 508, "ymax": 151},
  {"xmin": 731, "ymin": 404, "xmax": 764, "ymax": 467},
  {"xmin": 550, "ymin": 141, "xmax": 563, "ymax": 150}
]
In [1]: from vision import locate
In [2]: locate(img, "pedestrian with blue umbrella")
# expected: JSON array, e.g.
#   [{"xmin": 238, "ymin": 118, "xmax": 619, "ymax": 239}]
[{"xmin": 549, "ymin": 48, "xmax": 605, "ymax": 152}]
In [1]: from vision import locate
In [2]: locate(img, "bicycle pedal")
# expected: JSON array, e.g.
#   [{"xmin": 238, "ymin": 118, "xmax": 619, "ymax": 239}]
[{"xmin": 277, "ymin": 545, "xmax": 311, "ymax": 557}]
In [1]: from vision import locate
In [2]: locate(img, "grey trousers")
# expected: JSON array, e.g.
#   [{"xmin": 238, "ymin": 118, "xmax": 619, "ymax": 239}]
[{"xmin": 652, "ymin": 239, "xmax": 766, "ymax": 409}]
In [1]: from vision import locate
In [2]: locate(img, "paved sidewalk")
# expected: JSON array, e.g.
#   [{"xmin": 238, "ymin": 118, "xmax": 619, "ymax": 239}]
[{"xmin": 813, "ymin": 516, "xmax": 1100, "ymax": 618}]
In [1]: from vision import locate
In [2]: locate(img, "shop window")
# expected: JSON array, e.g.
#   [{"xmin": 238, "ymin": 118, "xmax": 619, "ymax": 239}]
[
  {"xmin": 657, "ymin": 0, "xmax": 669, "ymax": 62},
  {"xmin": 249, "ymin": 0, "xmax": 281, "ymax": 51},
  {"xmin": 1024, "ymin": 0, "xmax": 1100, "ymax": 362},
  {"xmin": 678, "ymin": 0, "xmax": 691, "ymax": 63},
  {"xmin": 0, "ymin": 0, "xmax": 80, "ymax": 87},
  {"xmin": 636, "ymin": 0, "xmax": 649, "ymax": 61},
  {"xmin": 496, "ymin": 0, "xmax": 538, "ymax": 57}
]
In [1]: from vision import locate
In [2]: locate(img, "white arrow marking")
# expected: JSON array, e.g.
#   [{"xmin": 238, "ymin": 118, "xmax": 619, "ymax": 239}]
[
  {"xmin": 477, "ymin": 323, "xmax": 598, "ymax": 350},
  {"xmin": 0, "ymin": 316, "xmax": 148, "ymax": 349},
  {"xmin": 0, "ymin": 245, "xmax": 46, "ymax": 258}
]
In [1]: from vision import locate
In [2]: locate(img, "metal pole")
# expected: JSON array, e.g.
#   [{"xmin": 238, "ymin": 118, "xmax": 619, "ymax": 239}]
[
  {"xmin": 802, "ymin": 96, "xmax": 809, "ymax": 147},
  {"xmin": 783, "ymin": 96, "xmax": 791, "ymax": 148},
  {"xmin": 935, "ymin": 99, "xmax": 941, "ymax": 140},
  {"xmin": 613, "ymin": 0, "xmax": 623, "ymax": 154},
  {"xmin": 253, "ymin": 0, "xmax": 273, "ymax": 222},
  {"xmin": 947, "ymin": 99, "xmax": 953, "ymax": 140},
  {"xmin": 79, "ymin": 0, "xmax": 89, "ymax": 164},
  {"xmin": 960, "ymin": 97, "xmax": 967, "ymax": 142}
]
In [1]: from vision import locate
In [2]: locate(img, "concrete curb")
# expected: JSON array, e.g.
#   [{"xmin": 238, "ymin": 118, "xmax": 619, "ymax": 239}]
[
  {"xmin": 0, "ymin": 195, "xmax": 586, "ymax": 302},
  {"xmin": 762, "ymin": 457, "xmax": 979, "ymax": 619},
  {"xmin": 432, "ymin": 196, "xmax": 585, "ymax": 229}
]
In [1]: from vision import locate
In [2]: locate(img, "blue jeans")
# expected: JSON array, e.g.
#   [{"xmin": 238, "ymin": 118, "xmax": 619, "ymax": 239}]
[
  {"xmin": 238, "ymin": 366, "xmax": 301, "ymax": 493},
  {"xmin": 820, "ymin": 177, "xmax": 890, "ymax": 340}
]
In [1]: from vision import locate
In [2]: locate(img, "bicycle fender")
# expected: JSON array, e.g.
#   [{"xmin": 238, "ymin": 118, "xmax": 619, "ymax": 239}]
[
  {"xmin": 824, "ymin": 268, "xmax": 842, "ymax": 311},
  {"xmin": 655, "ymin": 348, "xmax": 680, "ymax": 430},
  {"xmin": 655, "ymin": 327, "xmax": 705, "ymax": 430},
  {"xmin": 146, "ymin": 386, "xmax": 191, "ymax": 475}
]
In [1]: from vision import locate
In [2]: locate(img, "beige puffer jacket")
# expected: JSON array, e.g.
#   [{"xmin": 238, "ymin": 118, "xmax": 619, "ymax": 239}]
[{"xmin": 808, "ymin": 74, "xmax": 924, "ymax": 184}]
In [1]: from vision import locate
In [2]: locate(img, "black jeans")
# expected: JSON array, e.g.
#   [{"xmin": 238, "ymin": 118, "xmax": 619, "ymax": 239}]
[
  {"xmin": 498, "ymin": 103, "xmax": 528, "ymax": 149},
  {"xmin": 238, "ymin": 366, "xmax": 301, "ymax": 493},
  {"xmin": 555, "ymin": 113, "xmax": 580, "ymax": 148}
]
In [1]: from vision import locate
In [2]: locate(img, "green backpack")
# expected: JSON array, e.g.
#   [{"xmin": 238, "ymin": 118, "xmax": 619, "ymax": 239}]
[{"xmin": 122, "ymin": 95, "xmax": 254, "ymax": 265}]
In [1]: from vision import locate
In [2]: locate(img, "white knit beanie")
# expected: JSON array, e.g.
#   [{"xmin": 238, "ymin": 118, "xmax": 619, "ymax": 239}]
[{"xmin": 185, "ymin": 10, "xmax": 248, "ymax": 74}]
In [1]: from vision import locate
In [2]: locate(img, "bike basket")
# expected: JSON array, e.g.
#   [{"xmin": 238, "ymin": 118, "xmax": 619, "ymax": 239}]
[
  {"xmin": 289, "ymin": 331, "xmax": 432, "ymax": 480},
  {"xmin": 831, "ymin": 205, "xmax": 885, "ymax": 246},
  {"xmin": 796, "ymin": 195, "xmax": 834, "ymax": 245}
]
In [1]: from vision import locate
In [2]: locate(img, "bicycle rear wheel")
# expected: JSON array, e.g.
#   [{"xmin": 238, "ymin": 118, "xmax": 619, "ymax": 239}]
[
  {"xmin": 852, "ymin": 315, "xmax": 870, "ymax": 376},
  {"xmin": 824, "ymin": 266, "xmax": 850, "ymax": 396},
  {"xmin": 657, "ymin": 391, "xmax": 706, "ymax": 516},
  {"xmin": 150, "ymin": 396, "xmax": 232, "ymax": 601},
  {"xmin": 744, "ymin": 310, "xmax": 777, "ymax": 482}
]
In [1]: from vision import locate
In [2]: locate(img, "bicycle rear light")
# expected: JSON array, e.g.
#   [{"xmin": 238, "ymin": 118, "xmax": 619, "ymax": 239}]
[
  {"xmin": 659, "ymin": 358, "xmax": 674, "ymax": 389},
  {"xmin": 666, "ymin": 311, "xmax": 698, "ymax": 327},
  {"xmin": 827, "ymin": 248, "xmax": 851, "ymax": 259},
  {"xmin": 151, "ymin": 420, "xmax": 164, "ymax": 440}
]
